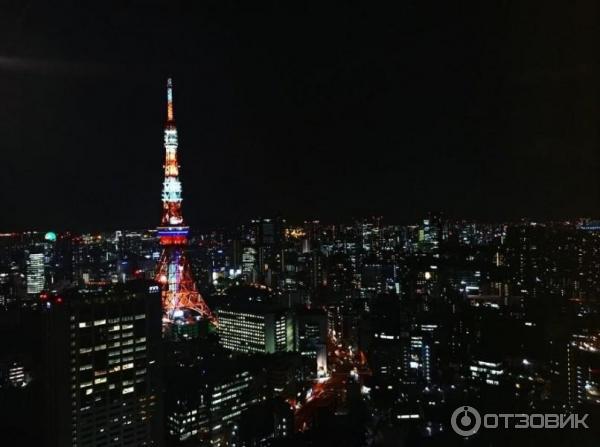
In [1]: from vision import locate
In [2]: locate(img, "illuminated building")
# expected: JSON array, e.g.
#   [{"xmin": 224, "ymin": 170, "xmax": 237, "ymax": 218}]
[
  {"xmin": 568, "ymin": 333, "xmax": 600, "ymax": 407},
  {"xmin": 208, "ymin": 368, "xmax": 266, "ymax": 446},
  {"xmin": 252, "ymin": 218, "xmax": 284, "ymax": 287},
  {"xmin": 578, "ymin": 220, "xmax": 600, "ymax": 231},
  {"xmin": 366, "ymin": 295, "xmax": 438, "ymax": 398},
  {"xmin": 409, "ymin": 334, "xmax": 432, "ymax": 384},
  {"xmin": 215, "ymin": 294, "xmax": 294, "ymax": 354},
  {"xmin": 154, "ymin": 78, "xmax": 216, "ymax": 327},
  {"xmin": 166, "ymin": 357, "xmax": 267, "ymax": 446},
  {"xmin": 307, "ymin": 250, "xmax": 324, "ymax": 290},
  {"xmin": 369, "ymin": 330, "xmax": 433, "ymax": 386},
  {"xmin": 0, "ymin": 360, "xmax": 30, "ymax": 388},
  {"xmin": 241, "ymin": 246, "xmax": 257, "ymax": 280},
  {"xmin": 26, "ymin": 251, "xmax": 45, "ymax": 294},
  {"xmin": 42, "ymin": 280, "xmax": 163, "ymax": 447},
  {"xmin": 216, "ymin": 307, "xmax": 294, "ymax": 354},
  {"xmin": 296, "ymin": 309, "xmax": 328, "ymax": 377},
  {"xmin": 418, "ymin": 215, "xmax": 442, "ymax": 254},
  {"xmin": 370, "ymin": 329, "xmax": 411, "ymax": 385},
  {"xmin": 469, "ymin": 359, "xmax": 504, "ymax": 386},
  {"xmin": 7, "ymin": 362, "xmax": 27, "ymax": 387},
  {"xmin": 166, "ymin": 393, "xmax": 209, "ymax": 444},
  {"xmin": 360, "ymin": 217, "xmax": 383, "ymax": 253},
  {"xmin": 361, "ymin": 262, "xmax": 397, "ymax": 294},
  {"xmin": 363, "ymin": 296, "xmax": 411, "ymax": 389},
  {"xmin": 44, "ymin": 231, "xmax": 74, "ymax": 287}
]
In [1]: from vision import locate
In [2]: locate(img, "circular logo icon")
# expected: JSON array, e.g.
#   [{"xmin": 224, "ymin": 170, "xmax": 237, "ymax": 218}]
[{"xmin": 451, "ymin": 406, "xmax": 481, "ymax": 437}]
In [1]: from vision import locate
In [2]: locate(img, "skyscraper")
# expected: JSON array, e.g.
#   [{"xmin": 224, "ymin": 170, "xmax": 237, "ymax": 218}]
[
  {"xmin": 26, "ymin": 250, "xmax": 45, "ymax": 295},
  {"xmin": 214, "ymin": 287, "xmax": 295, "ymax": 354},
  {"xmin": 216, "ymin": 305, "xmax": 294, "ymax": 355},
  {"xmin": 568, "ymin": 333, "xmax": 600, "ymax": 408},
  {"xmin": 296, "ymin": 308, "xmax": 328, "ymax": 377},
  {"xmin": 154, "ymin": 78, "xmax": 216, "ymax": 329},
  {"xmin": 165, "ymin": 355, "xmax": 268, "ymax": 446},
  {"xmin": 42, "ymin": 280, "xmax": 163, "ymax": 446}
]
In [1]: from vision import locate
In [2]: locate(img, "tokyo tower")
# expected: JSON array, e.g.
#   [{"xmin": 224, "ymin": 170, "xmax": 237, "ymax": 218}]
[{"xmin": 155, "ymin": 78, "xmax": 216, "ymax": 326}]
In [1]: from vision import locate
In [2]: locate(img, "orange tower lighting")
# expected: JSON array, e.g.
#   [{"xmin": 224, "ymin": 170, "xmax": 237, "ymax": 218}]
[{"xmin": 155, "ymin": 78, "xmax": 217, "ymax": 326}]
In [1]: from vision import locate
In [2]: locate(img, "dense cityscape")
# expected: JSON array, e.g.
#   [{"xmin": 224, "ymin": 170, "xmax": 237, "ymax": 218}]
[
  {"xmin": 0, "ymin": 77, "xmax": 598, "ymax": 446},
  {"xmin": 1, "ymin": 4, "xmax": 598, "ymax": 446},
  {"xmin": 2, "ymin": 213, "xmax": 600, "ymax": 445}
]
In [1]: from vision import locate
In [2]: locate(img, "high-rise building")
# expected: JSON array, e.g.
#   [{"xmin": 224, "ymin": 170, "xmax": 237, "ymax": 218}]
[
  {"xmin": 215, "ymin": 291, "xmax": 295, "ymax": 354},
  {"xmin": 251, "ymin": 218, "xmax": 284, "ymax": 287},
  {"xmin": 6, "ymin": 361, "xmax": 28, "ymax": 388},
  {"xmin": 165, "ymin": 354, "xmax": 268, "ymax": 446},
  {"xmin": 568, "ymin": 333, "xmax": 600, "ymax": 408},
  {"xmin": 26, "ymin": 251, "xmax": 45, "ymax": 295},
  {"xmin": 469, "ymin": 359, "xmax": 504, "ymax": 387},
  {"xmin": 296, "ymin": 308, "xmax": 328, "ymax": 377},
  {"xmin": 242, "ymin": 246, "xmax": 257, "ymax": 281},
  {"xmin": 216, "ymin": 307, "xmax": 294, "ymax": 354},
  {"xmin": 42, "ymin": 280, "xmax": 163, "ymax": 447},
  {"xmin": 154, "ymin": 78, "xmax": 215, "ymax": 329}
]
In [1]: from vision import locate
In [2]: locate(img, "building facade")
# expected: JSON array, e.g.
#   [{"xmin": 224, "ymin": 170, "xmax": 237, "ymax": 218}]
[{"xmin": 42, "ymin": 280, "xmax": 163, "ymax": 447}]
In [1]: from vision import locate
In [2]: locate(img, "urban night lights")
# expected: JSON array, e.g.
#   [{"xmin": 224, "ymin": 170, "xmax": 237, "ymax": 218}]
[{"xmin": 0, "ymin": 3, "xmax": 598, "ymax": 447}]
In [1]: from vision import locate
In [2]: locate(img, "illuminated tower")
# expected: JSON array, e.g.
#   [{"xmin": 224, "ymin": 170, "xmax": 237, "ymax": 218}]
[{"xmin": 155, "ymin": 78, "xmax": 216, "ymax": 326}]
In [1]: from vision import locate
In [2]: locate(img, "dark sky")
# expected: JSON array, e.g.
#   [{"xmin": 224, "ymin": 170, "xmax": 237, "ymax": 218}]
[{"xmin": 0, "ymin": 2, "xmax": 598, "ymax": 230}]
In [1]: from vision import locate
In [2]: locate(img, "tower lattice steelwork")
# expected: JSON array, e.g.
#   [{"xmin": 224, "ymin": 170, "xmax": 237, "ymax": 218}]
[{"xmin": 155, "ymin": 78, "xmax": 216, "ymax": 325}]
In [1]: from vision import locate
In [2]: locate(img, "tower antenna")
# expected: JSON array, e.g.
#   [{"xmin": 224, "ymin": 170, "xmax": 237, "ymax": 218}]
[{"xmin": 166, "ymin": 77, "xmax": 174, "ymax": 122}]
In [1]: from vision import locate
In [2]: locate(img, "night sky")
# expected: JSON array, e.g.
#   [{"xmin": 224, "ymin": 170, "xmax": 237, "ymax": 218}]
[{"xmin": 0, "ymin": 2, "xmax": 598, "ymax": 230}]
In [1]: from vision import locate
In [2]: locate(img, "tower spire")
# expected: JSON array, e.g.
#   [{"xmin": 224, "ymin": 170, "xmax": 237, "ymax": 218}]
[{"xmin": 166, "ymin": 77, "xmax": 174, "ymax": 122}]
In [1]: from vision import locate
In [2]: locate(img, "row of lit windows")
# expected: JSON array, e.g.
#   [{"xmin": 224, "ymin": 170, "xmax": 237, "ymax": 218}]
[{"xmin": 217, "ymin": 310, "xmax": 265, "ymax": 320}]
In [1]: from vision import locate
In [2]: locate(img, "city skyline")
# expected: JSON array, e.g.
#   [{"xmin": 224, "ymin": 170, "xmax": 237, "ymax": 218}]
[
  {"xmin": 0, "ymin": 3, "xmax": 598, "ymax": 446},
  {"xmin": 2, "ymin": 213, "xmax": 599, "ymax": 446}
]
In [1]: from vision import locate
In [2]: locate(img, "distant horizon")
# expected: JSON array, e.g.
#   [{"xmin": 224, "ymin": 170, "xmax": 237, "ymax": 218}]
[{"xmin": 3, "ymin": 215, "xmax": 600, "ymax": 235}]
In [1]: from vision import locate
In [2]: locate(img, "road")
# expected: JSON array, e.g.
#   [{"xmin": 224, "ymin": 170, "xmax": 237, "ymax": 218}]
[{"xmin": 294, "ymin": 342, "xmax": 371, "ymax": 431}]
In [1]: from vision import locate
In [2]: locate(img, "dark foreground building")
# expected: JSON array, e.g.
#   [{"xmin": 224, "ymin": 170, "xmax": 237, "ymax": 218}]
[{"xmin": 42, "ymin": 280, "xmax": 164, "ymax": 447}]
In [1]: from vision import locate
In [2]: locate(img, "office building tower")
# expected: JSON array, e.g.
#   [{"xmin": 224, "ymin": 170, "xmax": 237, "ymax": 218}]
[
  {"xmin": 26, "ymin": 251, "xmax": 45, "ymax": 295},
  {"xmin": 242, "ymin": 246, "xmax": 257, "ymax": 281},
  {"xmin": 166, "ymin": 355, "xmax": 267, "ymax": 446},
  {"xmin": 296, "ymin": 308, "xmax": 328, "ymax": 377},
  {"xmin": 42, "ymin": 280, "xmax": 163, "ymax": 447},
  {"xmin": 469, "ymin": 359, "xmax": 504, "ymax": 386},
  {"xmin": 568, "ymin": 333, "xmax": 600, "ymax": 408},
  {"xmin": 215, "ymin": 291, "xmax": 295, "ymax": 354},
  {"xmin": 216, "ymin": 307, "xmax": 294, "ymax": 355}
]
